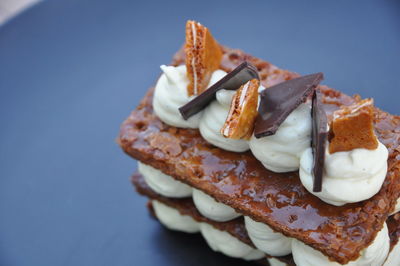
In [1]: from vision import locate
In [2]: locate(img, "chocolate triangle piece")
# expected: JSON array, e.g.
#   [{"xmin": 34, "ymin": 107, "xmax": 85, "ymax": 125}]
[
  {"xmin": 254, "ymin": 73, "xmax": 324, "ymax": 138},
  {"xmin": 179, "ymin": 61, "xmax": 259, "ymax": 120},
  {"xmin": 311, "ymin": 90, "xmax": 328, "ymax": 193}
]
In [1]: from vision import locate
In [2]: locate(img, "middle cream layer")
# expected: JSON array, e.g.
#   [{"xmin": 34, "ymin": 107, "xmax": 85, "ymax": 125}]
[
  {"xmin": 137, "ymin": 162, "xmax": 392, "ymax": 265},
  {"xmin": 151, "ymin": 200, "xmax": 264, "ymax": 261}
]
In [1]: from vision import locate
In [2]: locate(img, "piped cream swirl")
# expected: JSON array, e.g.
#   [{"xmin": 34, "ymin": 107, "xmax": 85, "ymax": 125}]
[
  {"xmin": 244, "ymin": 216, "xmax": 292, "ymax": 256},
  {"xmin": 153, "ymin": 65, "xmax": 226, "ymax": 128},
  {"xmin": 152, "ymin": 200, "xmax": 200, "ymax": 233},
  {"xmin": 138, "ymin": 162, "xmax": 192, "ymax": 198},
  {"xmin": 200, "ymin": 223, "xmax": 265, "ymax": 260},
  {"xmin": 199, "ymin": 89, "xmax": 251, "ymax": 152},
  {"xmin": 151, "ymin": 200, "xmax": 264, "ymax": 261},
  {"xmin": 299, "ymin": 141, "xmax": 388, "ymax": 206},
  {"xmin": 192, "ymin": 189, "xmax": 241, "ymax": 222},
  {"xmin": 249, "ymin": 103, "xmax": 312, "ymax": 172}
]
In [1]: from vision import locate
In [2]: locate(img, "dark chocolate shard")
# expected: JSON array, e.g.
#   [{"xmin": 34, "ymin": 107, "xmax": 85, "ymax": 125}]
[
  {"xmin": 311, "ymin": 90, "xmax": 328, "ymax": 192},
  {"xmin": 179, "ymin": 61, "xmax": 259, "ymax": 120},
  {"xmin": 254, "ymin": 73, "xmax": 324, "ymax": 138}
]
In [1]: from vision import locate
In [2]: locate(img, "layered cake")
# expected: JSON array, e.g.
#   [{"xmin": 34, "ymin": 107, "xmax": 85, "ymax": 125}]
[{"xmin": 119, "ymin": 21, "xmax": 400, "ymax": 265}]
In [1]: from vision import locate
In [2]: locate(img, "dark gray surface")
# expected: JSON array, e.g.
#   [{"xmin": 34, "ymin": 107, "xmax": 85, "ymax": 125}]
[{"xmin": 0, "ymin": 0, "xmax": 399, "ymax": 265}]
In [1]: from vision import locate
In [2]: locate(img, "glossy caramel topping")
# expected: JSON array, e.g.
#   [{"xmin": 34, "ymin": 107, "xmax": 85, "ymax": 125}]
[{"xmin": 119, "ymin": 46, "xmax": 400, "ymax": 264}]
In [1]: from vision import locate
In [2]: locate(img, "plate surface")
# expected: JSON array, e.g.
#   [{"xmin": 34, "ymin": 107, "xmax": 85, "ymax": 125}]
[{"xmin": 0, "ymin": 0, "xmax": 399, "ymax": 265}]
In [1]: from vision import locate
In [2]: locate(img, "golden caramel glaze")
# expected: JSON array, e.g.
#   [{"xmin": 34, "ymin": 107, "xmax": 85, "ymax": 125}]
[
  {"xmin": 329, "ymin": 99, "xmax": 379, "ymax": 153},
  {"xmin": 221, "ymin": 79, "xmax": 259, "ymax": 140},
  {"xmin": 185, "ymin": 21, "xmax": 222, "ymax": 96},
  {"xmin": 118, "ymin": 46, "xmax": 400, "ymax": 264},
  {"xmin": 133, "ymin": 172, "xmax": 295, "ymax": 266}
]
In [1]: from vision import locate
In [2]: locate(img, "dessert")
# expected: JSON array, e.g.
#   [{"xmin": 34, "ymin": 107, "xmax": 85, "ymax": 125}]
[{"xmin": 119, "ymin": 21, "xmax": 400, "ymax": 265}]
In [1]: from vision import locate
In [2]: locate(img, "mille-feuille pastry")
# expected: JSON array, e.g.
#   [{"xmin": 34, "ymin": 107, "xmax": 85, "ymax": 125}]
[{"xmin": 119, "ymin": 20, "xmax": 400, "ymax": 265}]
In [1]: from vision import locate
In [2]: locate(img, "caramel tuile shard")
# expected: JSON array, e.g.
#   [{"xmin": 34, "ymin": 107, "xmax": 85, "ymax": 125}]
[
  {"xmin": 329, "ymin": 99, "xmax": 378, "ymax": 153},
  {"xmin": 221, "ymin": 79, "xmax": 259, "ymax": 140},
  {"xmin": 185, "ymin": 20, "xmax": 222, "ymax": 96}
]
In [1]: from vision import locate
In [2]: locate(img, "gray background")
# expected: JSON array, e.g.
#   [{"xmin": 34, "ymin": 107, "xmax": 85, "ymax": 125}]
[{"xmin": 0, "ymin": 0, "xmax": 399, "ymax": 265}]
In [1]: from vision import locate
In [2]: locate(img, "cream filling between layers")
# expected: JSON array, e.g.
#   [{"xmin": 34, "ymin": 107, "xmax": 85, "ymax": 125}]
[
  {"xmin": 152, "ymin": 200, "xmax": 200, "ymax": 233},
  {"xmin": 138, "ymin": 162, "xmax": 192, "ymax": 198},
  {"xmin": 267, "ymin": 257, "xmax": 288, "ymax": 266},
  {"xmin": 199, "ymin": 223, "xmax": 265, "ymax": 261},
  {"xmin": 192, "ymin": 189, "xmax": 241, "ymax": 222},
  {"xmin": 152, "ymin": 200, "xmax": 264, "ymax": 261},
  {"xmin": 139, "ymin": 163, "xmax": 240, "ymax": 222},
  {"xmin": 249, "ymin": 103, "xmax": 312, "ymax": 173},
  {"xmin": 299, "ymin": 141, "xmax": 388, "ymax": 206},
  {"xmin": 244, "ymin": 216, "xmax": 292, "ymax": 256},
  {"xmin": 292, "ymin": 223, "xmax": 389, "ymax": 266}
]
